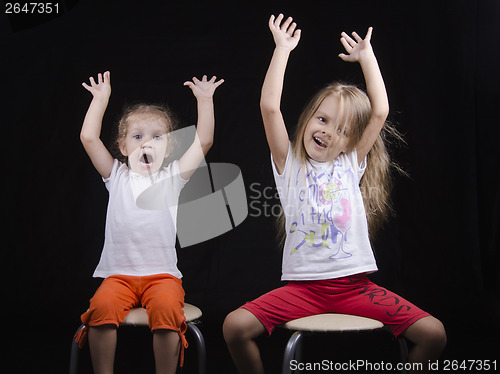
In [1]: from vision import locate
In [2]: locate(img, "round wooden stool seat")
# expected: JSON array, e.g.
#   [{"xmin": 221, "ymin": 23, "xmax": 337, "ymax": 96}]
[
  {"xmin": 281, "ymin": 313, "xmax": 383, "ymax": 333},
  {"xmin": 122, "ymin": 303, "xmax": 203, "ymax": 326}
]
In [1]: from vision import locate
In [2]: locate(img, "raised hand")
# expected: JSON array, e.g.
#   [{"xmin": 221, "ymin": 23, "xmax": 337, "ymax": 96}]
[
  {"xmin": 269, "ymin": 13, "xmax": 301, "ymax": 51},
  {"xmin": 338, "ymin": 27, "xmax": 374, "ymax": 63},
  {"xmin": 82, "ymin": 71, "xmax": 111, "ymax": 101},
  {"xmin": 184, "ymin": 75, "xmax": 224, "ymax": 100}
]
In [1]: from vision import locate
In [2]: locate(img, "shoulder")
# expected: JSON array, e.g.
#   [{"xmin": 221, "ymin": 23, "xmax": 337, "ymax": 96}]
[
  {"xmin": 103, "ymin": 159, "xmax": 128, "ymax": 186},
  {"xmin": 160, "ymin": 160, "xmax": 189, "ymax": 185},
  {"xmin": 339, "ymin": 151, "xmax": 367, "ymax": 179},
  {"xmin": 272, "ymin": 142, "xmax": 297, "ymax": 178}
]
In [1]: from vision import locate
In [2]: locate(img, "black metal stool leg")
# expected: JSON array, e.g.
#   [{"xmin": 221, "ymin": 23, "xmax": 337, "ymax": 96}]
[
  {"xmin": 69, "ymin": 324, "xmax": 85, "ymax": 374},
  {"xmin": 187, "ymin": 322, "xmax": 206, "ymax": 374},
  {"xmin": 282, "ymin": 331, "xmax": 304, "ymax": 374}
]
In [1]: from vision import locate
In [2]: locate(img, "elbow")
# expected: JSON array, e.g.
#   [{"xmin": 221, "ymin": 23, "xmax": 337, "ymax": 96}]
[
  {"xmin": 80, "ymin": 131, "xmax": 98, "ymax": 146},
  {"xmin": 260, "ymin": 100, "xmax": 279, "ymax": 117},
  {"xmin": 200, "ymin": 138, "xmax": 213, "ymax": 154},
  {"xmin": 80, "ymin": 131, "xmax": 90, "ymax": 145},
  {"xmin": 372, "ymin": 106, "xmax": 389, "ymax": 123}
]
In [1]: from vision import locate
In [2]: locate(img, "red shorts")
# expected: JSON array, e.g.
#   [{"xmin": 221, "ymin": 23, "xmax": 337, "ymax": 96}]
[{"xmin": 241, "ymin": 274, "xmax": 429, "ymax": 337}]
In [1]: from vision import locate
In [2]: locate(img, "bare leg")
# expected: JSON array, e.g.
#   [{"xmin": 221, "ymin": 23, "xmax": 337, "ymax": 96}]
[
  {"xmin": 403, "ymin": 316, "xmax": 447, "ymax": 374},
  {"xmin": 153, "ymin": 329, "xmax": 180, "ymax": 374},
  {"xmin": 88, "ymin": 325, "xmax": 117, "ymax": 374},
  {"xmin": 223, "ymin": 309, "xmax": 267, "ymax": 374}
]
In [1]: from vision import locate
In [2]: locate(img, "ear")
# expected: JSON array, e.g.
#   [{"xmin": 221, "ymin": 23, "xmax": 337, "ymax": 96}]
[{"xmin": 119, "ymin": 139, "xmax": 128, "ymax": 156}]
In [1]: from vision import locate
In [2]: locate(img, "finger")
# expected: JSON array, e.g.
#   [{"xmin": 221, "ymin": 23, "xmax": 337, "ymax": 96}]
[
  {"xmin": 352, "ymin": 31, "xmax": 363, "ymax": 43},
  {"xmin": 294, "ymin": 28, "xmax": 301, "ymax": 40},
  {"xmin": 202, "ymin": 74, "xmax": 208, "ymax": 81},
  {"xmin": 82, "ymin": 82, "xmax": 92, "ymax": 91},
  {"xmin": 287, "ymin": 22, "xmax": 297, "ymax": 36},
  {"xmin": 269, "ymin": 14, "xmax": 275, "ymax": 29},
  {"xmin": 341, "ymin": 32, "xmax": 356, "ymax": 47},
  {"xmin": 275, "ymin": 13, "xmax": 284, "ymax": 28},
  {"xmin": 209, "ymin": 76, "xmax": 217, "ymax": 83},
  {"xmin": 192, "ymin": 76, "xmax": 200, "ymax": 83},
  {"xmin": 281, "ymin": 16, "xmax": 293, "ymax": 31},
  {"xmin": 214, "ymin": 79, "xmax": 224, "ymax": 88},
  {"xmin": 338, "ymin": 53, "xmax": 351, "ymax": 62},
  {"xmin": 103, "ymin": 71, "xmax": 110, "ymax": 83},
  {"xmin": 340, "ymin": 37, "xmax": 353, "ymax": 53},
  {"xmin": 97, "ymin": 73, "xmax": 103, "ymax": 84},
  {"xmin": 365, "ymin": 27, "xmax": 373, "ymax": 41},
  {"xmin": 89, "ymin": 77, "xmax": 97, "ymax": 86}
]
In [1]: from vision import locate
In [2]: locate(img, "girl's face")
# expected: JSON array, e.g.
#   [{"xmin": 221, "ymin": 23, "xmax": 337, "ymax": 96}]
[
  {"xmin": 303, "ymin": 94, "xmax": 350, "ymax": 163},
  {"xmin": 119, "ymin": 114, "xmax": 170, "ymax": 176}
]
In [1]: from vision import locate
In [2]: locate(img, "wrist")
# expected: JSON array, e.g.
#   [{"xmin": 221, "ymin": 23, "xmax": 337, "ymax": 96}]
[
  {"xmin": 196, "ymin": 96, "xmax": 214, "ymax": 105},
  {"xmin": 357, "ymin": 49, "xmax": 377, "ymax": 65},
  {"xmin": 92, "ymin": 95, "xmax": 110, "ymax": 106},
  {"xmin": 275, "ymin": 46, "xmax": 293, "ymax": 53}
]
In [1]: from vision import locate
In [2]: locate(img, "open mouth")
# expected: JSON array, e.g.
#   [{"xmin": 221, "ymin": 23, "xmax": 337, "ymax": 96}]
[
  {"xmin": 313, "ymin": 136, "xmax": 328, "ymax": 149},
  {"xmin": 140, "ymin": 153, "xmax": 154, "ymax": 166}
]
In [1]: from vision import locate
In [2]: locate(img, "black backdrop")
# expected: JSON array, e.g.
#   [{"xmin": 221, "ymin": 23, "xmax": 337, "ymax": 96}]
[{"xmin": 2, "ymin": 0, "xmax": 499, "ymax": 373}]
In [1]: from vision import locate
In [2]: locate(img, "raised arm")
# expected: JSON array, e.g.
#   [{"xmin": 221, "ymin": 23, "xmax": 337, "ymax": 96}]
[
  {"xmin": 179, "ymin": 75, "xmax": 224, "ymax": 180},
  {"xmin": 339, "ymin": 28, "xmax": 389, "ymax": 164},
  {"xmin": 80, "ymin": 71, "xmax": 114, "ymax": 178},
  {"xmin": 260, "ymin": 14, "xmax": 301, "ymax": 174}
]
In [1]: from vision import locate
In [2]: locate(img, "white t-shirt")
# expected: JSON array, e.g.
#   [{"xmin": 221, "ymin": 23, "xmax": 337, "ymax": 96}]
[
  {"xmin": 93, "ymin": 159, "xmax": 187, "ymax": 278},
  {"xmin": 273, "ymin": 144, "xmax": 378, "ymax": 281}
]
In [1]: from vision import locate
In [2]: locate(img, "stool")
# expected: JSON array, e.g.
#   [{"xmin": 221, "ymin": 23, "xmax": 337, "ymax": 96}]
[
  {"xmin": 280, "ymin": 313, "xmax": 408, "ymax": 374},
  {"xmin": 69, "ymin": 303, "xmax": 206, "ymax": 374}
]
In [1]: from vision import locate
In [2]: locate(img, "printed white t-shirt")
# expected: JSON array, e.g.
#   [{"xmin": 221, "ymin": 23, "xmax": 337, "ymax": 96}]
[
  {"xmin": 272, "ymin": 143, "xmax": 378, "ymax": 281},
  {"xmin": 93, "ymin": 159, "xmax": 187, "ymax": 278}
]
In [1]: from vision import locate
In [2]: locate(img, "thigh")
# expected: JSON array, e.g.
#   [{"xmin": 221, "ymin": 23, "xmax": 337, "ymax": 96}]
[
  {"xmin": 329, "ymin": 277, "xmax": 430, "ymax": 337},
  {"xmin": 140, "ymin": 274, "xmax": 186, "ymax": 331},
  {"xmin": 84, "ymin": 275, "xmax": 140, "ymax": 327},
  {"xmin": 241, "ymin": 282, "xmax": 328, "ymax": 335}
]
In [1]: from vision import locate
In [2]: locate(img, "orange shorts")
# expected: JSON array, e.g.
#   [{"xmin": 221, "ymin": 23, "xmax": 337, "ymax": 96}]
[{"xmin": 75, "ymin": 273, "xmax": 188, "ymax": 363}]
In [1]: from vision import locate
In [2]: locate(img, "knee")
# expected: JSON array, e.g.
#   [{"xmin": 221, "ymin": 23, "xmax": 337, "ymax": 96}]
[
  {"xmin": 407, "ymin": 316, "xmax": 447, "ymax": 351},
  {"xmin": 89, "ymin": 293, "xmax": 120, "ymax": 317},
  {"xmin": 223, "ymin": 310, "xmax": 245, "ymax": 344},
  {"xmin": 426, "ymin": 318, "xmax": 447, "ymax": 351},
  {"xmin": 223, "ymin": 309, "xmax": 260, "ymax": 344},
  {"xmin": 147, "ymin": 301, "xmax": 184, "ymax": 330}
]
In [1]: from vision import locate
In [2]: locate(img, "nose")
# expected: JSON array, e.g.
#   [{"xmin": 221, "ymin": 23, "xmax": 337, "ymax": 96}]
[
  {"xmin": 141, "ymin": 137, "xmax": 153, "ymax": 148},
  {"xmin": 320, "ymin": 129, "xmax": 332, "ymax": 139}
]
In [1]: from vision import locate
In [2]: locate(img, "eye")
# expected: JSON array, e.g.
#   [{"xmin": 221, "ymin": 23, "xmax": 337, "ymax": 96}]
[
  {"xmin": 132, "ymin": 134, "xmax": 142, "ymax": 140},
  {"xmin": 153, "ymin": 135, "xmax": 162, "ymax": 140},
  {"xmin": 318, "ymin": 117, "xmax": 326, "ymax": 123},
  {"xmin": 336, "ymin": 128, "xmax": 348, "ymax": 137}
]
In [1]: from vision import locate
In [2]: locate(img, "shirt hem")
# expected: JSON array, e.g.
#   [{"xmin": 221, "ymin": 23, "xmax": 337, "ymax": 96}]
[
  {"xmin": 93, "ymin": 270, "xmax": 183, "ymax": 279},
  {"xmin": 281, "ymin": 266, "xmax": 378, "ymax": 281}
]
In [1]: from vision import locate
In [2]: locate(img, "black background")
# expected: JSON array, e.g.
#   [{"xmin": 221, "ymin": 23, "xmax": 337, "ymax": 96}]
[{"xmin": 2, "ymin": 0, "xmax": 499, "ymax": 373}]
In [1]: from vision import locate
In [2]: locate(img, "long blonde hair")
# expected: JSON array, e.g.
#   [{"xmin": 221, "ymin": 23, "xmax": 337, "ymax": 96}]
[{"xmin": 278, "ymin": 82, "xmax": 402, "ymax": 242}]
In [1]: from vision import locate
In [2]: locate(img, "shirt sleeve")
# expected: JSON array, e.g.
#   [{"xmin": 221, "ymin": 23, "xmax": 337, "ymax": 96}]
[
  {"xmin": 271, "ymin": 142, "xmax": 292, "ymax": 179},
  {"xmin": 345, "ymin": 150, "xmax": 367, "ymax": 183},
  {"xmin": 102, "ymin": 159, "xmax": 122, "ymax": 191},
  {"xmin": 271, "ymin": 142, "xmax": 293, "ymax": 204}
]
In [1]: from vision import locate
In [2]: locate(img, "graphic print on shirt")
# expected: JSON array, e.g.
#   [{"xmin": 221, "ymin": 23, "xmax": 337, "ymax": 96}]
[{"xmin": 290, "ymin": 158, "xmax": 354, "ymax": 260}]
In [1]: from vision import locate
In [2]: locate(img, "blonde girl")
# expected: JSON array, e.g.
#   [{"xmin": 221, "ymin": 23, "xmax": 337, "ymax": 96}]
[
  {"xmin": 77, "ymin": 71, "xmax": 223, "ymax": 374},
  {"xmin": 223, "ymin": 14, "xmax": 446, "ymax": 374}
]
